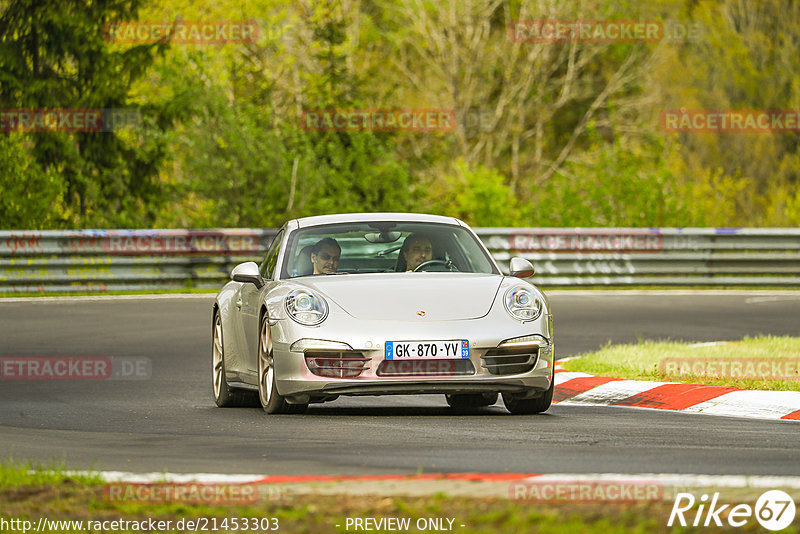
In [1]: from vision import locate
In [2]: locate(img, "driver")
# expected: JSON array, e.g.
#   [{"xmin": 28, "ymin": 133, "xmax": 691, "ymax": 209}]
[
  {"xmin": 310, "ymin": 238, "xmax": 341, "ymax": 274},
  {"xmin": 400, "ymin": 233, "xmax": 433, "ymax": 271}
]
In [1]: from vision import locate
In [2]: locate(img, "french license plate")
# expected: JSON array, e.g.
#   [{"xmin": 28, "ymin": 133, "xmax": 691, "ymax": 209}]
[{"xmin": 385, "ymin": 340, "xmax": 469, "ymax": 360}]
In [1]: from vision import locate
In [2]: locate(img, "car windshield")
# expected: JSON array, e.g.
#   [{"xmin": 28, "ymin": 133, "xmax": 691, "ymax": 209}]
[{"xmin": 281, "ymin": 222, "xmax": 498, "ymax": 278}]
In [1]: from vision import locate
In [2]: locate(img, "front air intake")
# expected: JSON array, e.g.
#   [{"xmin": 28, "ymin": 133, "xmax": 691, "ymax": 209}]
[
  {"xmin": 304, "ymin": 351, "xmax": 369, "ymax": 378},
  {"xmin": 481, "ymin": 346, "xmax": 538, "ymax": 375}
]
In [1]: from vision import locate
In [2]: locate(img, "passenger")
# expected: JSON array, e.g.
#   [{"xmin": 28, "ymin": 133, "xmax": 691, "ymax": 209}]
[
  {"xmin": 310, "ymin": 238, "xmax": 341, "ymax": 275},
  {"xmin": 399, "ymin": 233, "xmax": 433, "ymax": 272}
]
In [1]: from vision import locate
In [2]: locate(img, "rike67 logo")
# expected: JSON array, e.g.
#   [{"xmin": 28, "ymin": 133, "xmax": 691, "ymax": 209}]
[{"xmin": 668, "ymin": 490, "xmax": 796, "ymax": 530}]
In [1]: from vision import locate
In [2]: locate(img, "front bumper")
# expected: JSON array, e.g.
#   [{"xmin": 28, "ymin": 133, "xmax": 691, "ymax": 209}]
[{"xmin": 271, "ymin": 312, "xmax": 555, "ymax": 404}]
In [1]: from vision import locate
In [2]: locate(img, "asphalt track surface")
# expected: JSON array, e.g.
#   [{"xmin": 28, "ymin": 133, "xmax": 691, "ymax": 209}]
[{"xmin": 0, "ymin": 292, "xmax": 798, "ymax": 476}]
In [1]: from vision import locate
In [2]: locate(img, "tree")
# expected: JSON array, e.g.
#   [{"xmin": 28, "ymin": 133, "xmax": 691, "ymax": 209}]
[
  {"xmin": 0, "ymin": 133, "xmax": 65, "ymax": 228},
  {"xmin": 0, "ymin": 0, "xmax": 171, "ymax": 228},
  {"xmin": 650, "ymin": 0, "xmax": 800, "ymax": 225},
  {"xmin": 378, "ymin": 0, "xmax": 657, "ymax": 197},
  {"xmin": 156, "ymin": 0, "xmax": 416, "ymax": 227}
]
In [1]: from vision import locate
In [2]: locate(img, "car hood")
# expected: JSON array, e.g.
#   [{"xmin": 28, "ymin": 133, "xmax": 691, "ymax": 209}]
[{"xmin": 298, "ymin": 273, "xmax": 503, "ymax": 321}]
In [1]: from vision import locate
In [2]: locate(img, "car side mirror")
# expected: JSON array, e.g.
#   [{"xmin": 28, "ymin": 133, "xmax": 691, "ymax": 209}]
[
  {"xmin": 509, "ymin": 257, "xmax": 535, "ymax": 278},
  {"xmin": 231, "ymin": 261, "xmax": 265, "ymax": 288}
]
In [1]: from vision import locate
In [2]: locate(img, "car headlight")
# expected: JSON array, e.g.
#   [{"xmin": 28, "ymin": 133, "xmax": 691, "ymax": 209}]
[
  {"xmin": 504, "ymin": 286, "xmax": 542, "ymax": 321},
  {"xmin": 285, "ymin": 289, "xmax": 328, "ymax": 326}
]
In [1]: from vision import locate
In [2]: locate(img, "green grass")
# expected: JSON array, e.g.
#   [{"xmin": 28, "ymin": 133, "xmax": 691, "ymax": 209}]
[
  {"xmin": 0, "ymin": 459, "xmax": 102, "ymax": 488},
  {"xmin": 561, "ymin": 335, "xmax": 800, "ymax": 390}
]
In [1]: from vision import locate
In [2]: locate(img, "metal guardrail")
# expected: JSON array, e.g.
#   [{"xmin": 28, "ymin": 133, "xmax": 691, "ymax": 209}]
[
  {"xmin": 1, "ymin": 228, "xmax": 799, "ymax": 293},
  {"xmin": 477, "ymin": 228, "xmax": 800, "ymax": 286},
  {"xmin": 0, "ymin": 229, "xmax": 275, "ymax": 293}
]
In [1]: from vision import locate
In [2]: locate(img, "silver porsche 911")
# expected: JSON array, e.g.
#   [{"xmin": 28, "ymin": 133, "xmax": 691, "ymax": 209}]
[{"xmin": 212, "ymin": 213, "xmax": 554, "ymax": 414}]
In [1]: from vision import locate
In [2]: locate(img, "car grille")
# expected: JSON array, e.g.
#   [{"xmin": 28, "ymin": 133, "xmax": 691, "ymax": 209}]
[
  {"xmin": 304, "ymin": 351, "xmax": 370, "ymax": 378},
  {"xmin": 376, "ymin": 359, "xmax": 475, "ymax": 377},
  {"xmin": 481, "ymin": 346, "xmax": 539, "ymax": 375}
]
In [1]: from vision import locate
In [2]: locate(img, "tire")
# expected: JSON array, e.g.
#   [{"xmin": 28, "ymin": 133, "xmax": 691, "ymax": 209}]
[
  {"xmin": 212, "ymin": 310, "xmax": 257, "ymax": 407},
  {"xmin": 258, "ymin": 313, "xmax": 307, "ymax": 414},
  {"xmin": 445, "ymin": 393, "xmax": 498, "ymax": 409},
  {"xmin": 502, "ymin": 371, "xmax": 554, "ymax": 415}
]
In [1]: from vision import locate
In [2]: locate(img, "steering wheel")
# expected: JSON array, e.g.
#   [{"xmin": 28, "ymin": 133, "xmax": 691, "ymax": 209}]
[{"xmin": 412, "ymin": 259, "xmax": 457, "ymax": 272}]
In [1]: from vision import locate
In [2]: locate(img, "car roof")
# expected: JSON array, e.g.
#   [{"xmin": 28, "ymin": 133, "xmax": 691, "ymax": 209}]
[{"xmin": 292, "ymin": 212, "xmax": 467, "ymax": 229}]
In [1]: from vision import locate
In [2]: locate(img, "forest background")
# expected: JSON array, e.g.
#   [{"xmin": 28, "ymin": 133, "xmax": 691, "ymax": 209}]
[{"xmin": 2, "ymin": 0, "xmax": 799, "ymax": 230}]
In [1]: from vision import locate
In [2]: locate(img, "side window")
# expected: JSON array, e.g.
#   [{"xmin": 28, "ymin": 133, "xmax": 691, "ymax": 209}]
[{"xmin": 259, "ymin": 230, "xmax": 284, "ymax": 279}]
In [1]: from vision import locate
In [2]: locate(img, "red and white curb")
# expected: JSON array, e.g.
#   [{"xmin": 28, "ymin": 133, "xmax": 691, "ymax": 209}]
[{"xmin": 553, "ymin": 362, "xmax": 800, "ymax": 421}]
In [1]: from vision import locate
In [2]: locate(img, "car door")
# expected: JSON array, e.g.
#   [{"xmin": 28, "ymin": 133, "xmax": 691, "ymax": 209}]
[{"xmin": 239, "ymin": 230, "xmax": 284, "ymax": 376}]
